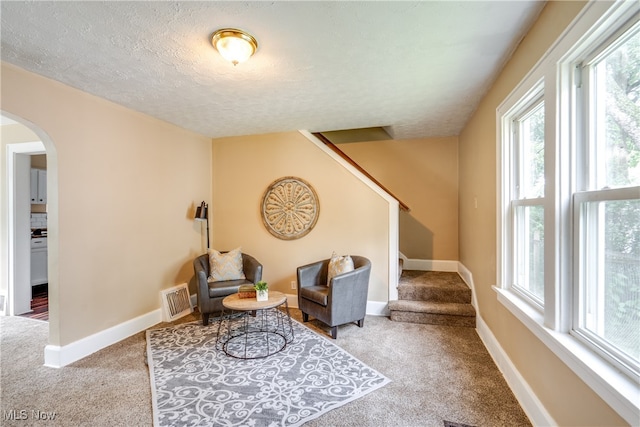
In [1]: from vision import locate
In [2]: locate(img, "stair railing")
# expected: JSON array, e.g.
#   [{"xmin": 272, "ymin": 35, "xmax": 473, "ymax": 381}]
[{"xmin": 312, "ymin": 132, "xmax": 410, "ymax": 212}]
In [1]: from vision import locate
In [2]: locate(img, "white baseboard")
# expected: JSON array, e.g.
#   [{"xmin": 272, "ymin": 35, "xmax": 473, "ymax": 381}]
[
  {"xmin": 44, "ymin": 309, "xmax": 162, "ymax": 368},
  {"xmin": 457, "ymin": 262, "xmax": 479, "ymax": 310},
  {"xmin": 285, "ymin": 293, "xmax": 387, "ymax": 316},
  {"xmin": 476, "ymin": 310, "xmax": 555, "ymax": 426},
  {"xmin": 42, "ymin": 290, "xmax": 385, "ymax": 368},
  {"xmin": 366, "ymin": 300, "xmax": 389, "ymax": 316},
  {"xmin": 44, "ymin": 273, "xmax": 426, "ymax": 367},
  {"xmin": 285, "ymin": 293, "xmax": 298, "ymax": 309}
]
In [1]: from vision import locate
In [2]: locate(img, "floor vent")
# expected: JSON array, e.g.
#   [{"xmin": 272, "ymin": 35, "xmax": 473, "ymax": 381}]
[{"xmin": 161, "ymin": 284, "xmax": 193, "ymax": 322}]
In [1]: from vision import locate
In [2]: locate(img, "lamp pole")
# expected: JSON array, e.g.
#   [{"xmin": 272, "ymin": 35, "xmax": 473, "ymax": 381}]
[
  {"xmin": 195, "ymin": 201, "xmax": 210, "ymax": 250},
  {"xmin": 205, "ymin": 204, "xmax": 210, "ymax": 249}
]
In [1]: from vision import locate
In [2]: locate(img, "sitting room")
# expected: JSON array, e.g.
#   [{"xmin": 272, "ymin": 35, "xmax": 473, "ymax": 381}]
[{"xmin": 1, "ymin": 1, "xmax": 638, "ymax": 426}]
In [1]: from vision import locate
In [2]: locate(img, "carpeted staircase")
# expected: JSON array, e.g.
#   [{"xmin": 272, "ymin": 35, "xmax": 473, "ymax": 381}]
[{"xmin": 388, "ymin": 270, "xmax": 476, "ymax": 327}]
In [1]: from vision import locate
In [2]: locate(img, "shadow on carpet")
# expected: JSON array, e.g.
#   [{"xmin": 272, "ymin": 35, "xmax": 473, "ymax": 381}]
[
  {"xmin": 146, "ymin": 318, "xmax": 390, "ymax": 426},
  {"xmin": 444, "ymin": 421, "xmax": 476, "ymax": 427}
]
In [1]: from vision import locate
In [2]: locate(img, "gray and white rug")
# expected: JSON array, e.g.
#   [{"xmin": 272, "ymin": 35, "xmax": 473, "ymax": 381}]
[{"xmin": 146, "ymin": 318, "xmax": 390, "ymax": 427}]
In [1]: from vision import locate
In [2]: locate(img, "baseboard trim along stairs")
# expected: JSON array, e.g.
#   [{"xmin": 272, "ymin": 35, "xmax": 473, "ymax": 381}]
[{"xmin": 388, "ymin": 270, "xmax": 476, "ymax": 327}]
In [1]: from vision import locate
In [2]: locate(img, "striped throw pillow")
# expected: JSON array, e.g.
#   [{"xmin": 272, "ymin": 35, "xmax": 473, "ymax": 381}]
[{"xmin": 208, "ymin": 247, "xmax": 246, "ymax": 281}]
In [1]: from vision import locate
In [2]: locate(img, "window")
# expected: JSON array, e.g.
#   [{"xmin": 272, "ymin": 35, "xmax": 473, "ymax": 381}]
[
  {"xmin": 510, "ymin": 96, "xmax": 546, "ymax": 306},
  {"xmin": 497, "ymin": 2, "xmax": 639, "ymax": 423},
  {"xmin": 574, "ymin": 21, "xmax": 640, "ymax": 376}
]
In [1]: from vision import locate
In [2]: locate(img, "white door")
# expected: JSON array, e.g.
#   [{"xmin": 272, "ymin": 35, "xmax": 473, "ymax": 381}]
[
  {"xmin": 12, "ymin": 153, "xmax": 32, "ymax": 314},
  {"xmin": 6, "ymin": 141, "xmax": 46, "ymax": 316}
]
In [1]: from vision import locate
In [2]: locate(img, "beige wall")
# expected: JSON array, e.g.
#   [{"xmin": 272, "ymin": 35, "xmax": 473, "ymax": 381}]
[
  {"xmin": 1, "ymin": 63, "xmax": 212, "ymax": 347},
  {"xmin": 211, "ymin": 131, "xmax": 391, "ymax": 302},
  {"xmin": 459, "ymin": 1, "xmax": 626, "ymax": 425},
  {"xmin": 339, "ymin": 137, "xmax": 458, "ymax": 260}
]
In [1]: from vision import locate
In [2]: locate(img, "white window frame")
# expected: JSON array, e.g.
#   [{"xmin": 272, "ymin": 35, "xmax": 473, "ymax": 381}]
[
  {"xmin": 572, "ymin": 7, "xmax": 640, "ymax": 380},
  {"xmin": 496, "ymin": 1, "xmax": 640, "ymax": 424},
  {"xmin": 503, "ymin": 85, "xmax": 546, "ymax": 309},
  {"xmin": 573, "ymin": 188, "xmax": 640, "ymax": 377}
]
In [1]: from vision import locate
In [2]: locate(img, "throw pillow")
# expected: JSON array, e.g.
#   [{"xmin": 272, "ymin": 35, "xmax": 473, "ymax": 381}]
[
  {"xmin": 208, "ymin": 247, "xmax": 246, "ymax": 281},
  {"xmin": 327, "ymin": 252, "xmax": 354, "ymax": 286}
]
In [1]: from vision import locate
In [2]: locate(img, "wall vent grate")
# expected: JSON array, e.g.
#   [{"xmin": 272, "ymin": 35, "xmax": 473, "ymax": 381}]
[{"xmin": 161, "ymin": 284, "xmax": 193, "ymax": 322}]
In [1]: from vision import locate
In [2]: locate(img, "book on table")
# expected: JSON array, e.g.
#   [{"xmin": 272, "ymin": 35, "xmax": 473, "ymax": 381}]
[{"xmin": 238, "ymin": 285, "xmax": 256, "ymax": 299}]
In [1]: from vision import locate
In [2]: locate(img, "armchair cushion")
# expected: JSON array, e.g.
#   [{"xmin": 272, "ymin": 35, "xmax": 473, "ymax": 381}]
[
  {"xmin": 299, "ymin": 285, "xmax": 329, "ymax": 306},
  {"xmin": 207, "ymin": 279, "xmax": 252, "ymax": 298},
  {"xmin": 208, "ymin": 247, "xmax": 246, "ymax": 281},
  {"xmin": 327, "ymin": 252, "xmax": 354, "ymax": 286}
]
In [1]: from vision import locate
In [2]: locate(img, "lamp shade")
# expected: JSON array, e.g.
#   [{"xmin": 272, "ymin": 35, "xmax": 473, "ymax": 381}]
[
  {"xmin": 194, "ymin": 201, "xmax": 210, "ymax": 249},
  {"xmin": 195, "ymin": 201, "xmax": 208, "ymax": 220},
  {"xmin": 211, "ymin": 28, "xmax": 258, "ymax": 65}
]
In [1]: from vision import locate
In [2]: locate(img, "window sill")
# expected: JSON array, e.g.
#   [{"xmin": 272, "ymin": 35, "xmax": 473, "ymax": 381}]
[{"xmin": 493, "ymin": 286, "xmax": 640, "ymax": 425}]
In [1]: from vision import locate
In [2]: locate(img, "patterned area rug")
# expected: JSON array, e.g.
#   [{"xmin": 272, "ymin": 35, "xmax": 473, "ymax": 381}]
[{"xmin": 146, "ymin": 318, "xmax": 390, "ymax": 426}]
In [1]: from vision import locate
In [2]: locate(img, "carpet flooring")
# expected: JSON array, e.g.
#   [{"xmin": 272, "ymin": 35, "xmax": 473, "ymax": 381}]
[{"xmin": 0, "ymin": 309, "xmax": 532, "ymax": 427}]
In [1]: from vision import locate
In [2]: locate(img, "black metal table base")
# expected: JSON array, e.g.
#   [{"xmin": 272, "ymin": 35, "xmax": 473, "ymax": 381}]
[{"xmin": 216, "ymin": 301, "xmax": 294, "ymax": 359}]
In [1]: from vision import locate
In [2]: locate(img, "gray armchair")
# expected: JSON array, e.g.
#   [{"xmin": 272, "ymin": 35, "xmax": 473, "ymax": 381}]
[
  {"xmin": 194, "ymin": 252, "xmax": 263, "ymax": 326},
  {"xmin": 297, "ymin": 256, "xmax": 371, "ymax": 339}
]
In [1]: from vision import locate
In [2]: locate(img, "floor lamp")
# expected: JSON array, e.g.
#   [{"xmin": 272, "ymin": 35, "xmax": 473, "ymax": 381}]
[{"xmin": 195, "ymin": 201, "xmax": 209, "ymax": 249}]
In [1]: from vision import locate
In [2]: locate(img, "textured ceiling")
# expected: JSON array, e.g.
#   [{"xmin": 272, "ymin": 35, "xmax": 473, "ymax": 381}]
[{"xmin": 1, "ymin": 1, "xmax": 544, "ymax": 140}]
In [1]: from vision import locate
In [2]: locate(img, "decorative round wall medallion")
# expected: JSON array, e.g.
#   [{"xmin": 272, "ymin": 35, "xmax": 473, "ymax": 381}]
[{"xmin": 261, "ymin": 176, "xmax": 319, "ymax": 240}]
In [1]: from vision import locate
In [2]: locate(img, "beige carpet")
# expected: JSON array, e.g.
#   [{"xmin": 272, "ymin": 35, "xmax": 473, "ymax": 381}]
[{"xmin": 0, "ymin": 310, "xmax": 531, "ymax": 427}]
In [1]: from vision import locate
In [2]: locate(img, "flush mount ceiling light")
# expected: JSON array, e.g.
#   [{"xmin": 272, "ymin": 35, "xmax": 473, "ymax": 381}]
[{"xmin": 211, "ymin": 28, "xmax": 258, "ymax": 65}]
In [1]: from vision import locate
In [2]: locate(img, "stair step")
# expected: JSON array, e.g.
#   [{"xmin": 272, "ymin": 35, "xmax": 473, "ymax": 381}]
[
  {"xmin": 391, "ymin": 269, "xmax": 476, "ymax": 328},
  {"xmin": 389, "ymin": 300, "xmax": 476, "ymax": 328},
  {"xmin": 389, "ymin": 300, "xmax": 476, "ymax": 316},
  {"xmin": 398, "ymin": 284, "xmax": 471, "ymax": 303},
  {"xmin": 390, "ymin": 310, "xmax": 476, "ymax": 328},
  {"xmin": 398, "ymin": 270, "xmax": 471, "ymax": 303}
]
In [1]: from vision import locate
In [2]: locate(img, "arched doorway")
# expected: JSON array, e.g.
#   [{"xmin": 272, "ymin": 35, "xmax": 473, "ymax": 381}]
[{"xmin": 2, "ymin": 112, "xmax": 58, "ymax": 357}]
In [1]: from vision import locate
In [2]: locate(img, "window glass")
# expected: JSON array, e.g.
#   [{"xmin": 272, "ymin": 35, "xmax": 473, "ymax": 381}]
[
  {"xmin": 591, "ymin": 26, "xmax": 640, "ymax": 189},
  {"xmin": 518, "ymin": 103, "xmax": 545, "ymax": 198},
  {"xmin": 578, "ymin": 199, "xmax": 640, "ymax": 364},
  {"xmin": 514, "ymin": 204, "xmax": 545, "ymax": 303},
  {"xmin": 577, "ymin": 22, "xmax": 640, "ymax": 373},
  {"xmin": 511, "ymin": 98, "xmax": 545, "ymax": 305}
]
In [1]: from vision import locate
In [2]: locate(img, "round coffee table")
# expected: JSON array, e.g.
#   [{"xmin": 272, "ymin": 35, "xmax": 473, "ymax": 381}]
[{"xmin": 216, "ymin": 291, "xmax": 295, "ymax": 359}]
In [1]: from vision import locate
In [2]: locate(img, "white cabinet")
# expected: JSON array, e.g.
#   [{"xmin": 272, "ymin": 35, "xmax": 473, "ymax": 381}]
[
  {"xmin": 31, "ymin": 238, "xmax": 48, "ymax": 286},
  {"xmin": 30, "ymin": 168, "xmax": 47, "ymax": 204},
  {"xmin": 30, "ymin": 169, "xmax": 37, "ymax": 202}
]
